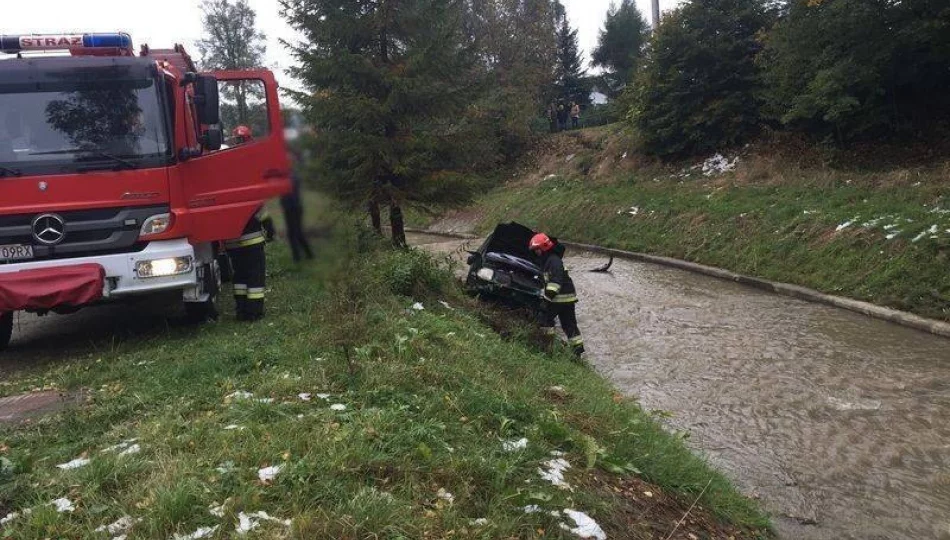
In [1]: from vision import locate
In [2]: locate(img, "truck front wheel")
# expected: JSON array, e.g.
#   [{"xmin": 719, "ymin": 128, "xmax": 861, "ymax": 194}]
[
  {"xmin": 184, "ymin": 261, "xmax": 221, "ymax": 323},
  {"xmin": 0, "ymin": 312, "xmax": 12, "ymax": 351}
]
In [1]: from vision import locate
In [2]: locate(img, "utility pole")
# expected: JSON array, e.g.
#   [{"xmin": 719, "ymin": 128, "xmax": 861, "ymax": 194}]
[{"xmin": 651, "ymin": 0, "xmax": 661, "ymax": 29}]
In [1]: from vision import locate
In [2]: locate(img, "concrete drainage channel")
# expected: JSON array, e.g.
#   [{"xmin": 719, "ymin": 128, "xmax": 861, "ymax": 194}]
[{"xmin": 405, "ymin": 227, "xmax": 950, "ymax": 339}]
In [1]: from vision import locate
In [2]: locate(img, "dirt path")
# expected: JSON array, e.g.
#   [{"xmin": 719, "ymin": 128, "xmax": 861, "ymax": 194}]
[{"xmin": 410, "ymin": 232, "xmax": 950, "ymax": 540}]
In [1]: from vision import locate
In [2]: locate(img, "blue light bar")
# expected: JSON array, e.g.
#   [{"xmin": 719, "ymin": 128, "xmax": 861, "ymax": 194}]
[{"xmin": 0, "ymin": 33, "xmax": 132, "ymax": 53}]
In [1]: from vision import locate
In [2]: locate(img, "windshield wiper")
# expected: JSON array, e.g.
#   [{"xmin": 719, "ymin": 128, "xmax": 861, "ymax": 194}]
[
  {"xmin": 0, "ymin": 166, "xmax": 21, "ymax": 177},
  {"xmin": 30, "ymin": 149, "xmax": 137, "ymax": 170}
]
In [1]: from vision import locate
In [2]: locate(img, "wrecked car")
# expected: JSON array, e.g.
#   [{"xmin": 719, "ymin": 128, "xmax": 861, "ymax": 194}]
[{"xmin": 464, "ymin": 222, "xmax": 566, "ymax": 307}]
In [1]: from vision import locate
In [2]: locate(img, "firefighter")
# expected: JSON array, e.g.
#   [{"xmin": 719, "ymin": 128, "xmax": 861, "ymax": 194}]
[
  {"xmin": 225, "ymin": 212, "xmax": 268, "ymax": 321},
  {"xmin": 529, "ymin": 232, "xmax": 584, "ymax": 357},
  {"xmin": 232, "ymin": 125, "xmax": 253, "ymax": 145}
]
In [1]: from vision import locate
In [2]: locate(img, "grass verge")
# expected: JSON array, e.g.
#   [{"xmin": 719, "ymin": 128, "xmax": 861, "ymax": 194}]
[{"xmin": 0, "ymin": 221, "xmax": 768, "ymax": 539}]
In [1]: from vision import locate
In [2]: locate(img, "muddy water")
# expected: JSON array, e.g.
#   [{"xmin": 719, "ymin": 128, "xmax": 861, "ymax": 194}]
[{"xmin": 409, "ymin": 233, "xmax": 950, "ymax": 540}]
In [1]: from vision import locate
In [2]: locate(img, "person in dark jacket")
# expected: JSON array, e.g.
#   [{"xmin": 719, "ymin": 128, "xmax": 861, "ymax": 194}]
[
  {"xmin": 529, "ymin": 232, "xmax": 584, "ymax": 356},
  {"xmin": 282, "ymin": 150, "xmax": 313, "ymax": 262}
]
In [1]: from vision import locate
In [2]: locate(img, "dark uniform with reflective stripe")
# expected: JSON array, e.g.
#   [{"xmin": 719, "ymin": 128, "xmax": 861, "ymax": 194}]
[
  {"xmin": 538, "ymin": 252, "xmax": 584, "ymax": 355},
  {"xmin": 225, "ymin": 210, "xmax": 268, "ymax": 321}
]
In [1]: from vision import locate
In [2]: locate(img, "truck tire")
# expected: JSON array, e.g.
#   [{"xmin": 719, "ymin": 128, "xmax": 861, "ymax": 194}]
[
  {"xmin": 0, "ymin": 312, "xmax": 12, "ymax": 351},
  {"xmin": 184, "ymin": 261, "xmax": 221, "ymax": 323}
]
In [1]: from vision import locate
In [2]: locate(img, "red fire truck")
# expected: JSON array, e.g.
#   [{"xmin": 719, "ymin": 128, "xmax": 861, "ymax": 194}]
[{"xmin": 0, "ymin": 33, "xmax": 291, "ymax": 350}]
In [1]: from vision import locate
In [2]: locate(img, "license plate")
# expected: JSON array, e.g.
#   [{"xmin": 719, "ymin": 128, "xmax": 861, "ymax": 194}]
[{"xmin": 0, "ymin": 244, "xmax": 34, "ymax": 262}]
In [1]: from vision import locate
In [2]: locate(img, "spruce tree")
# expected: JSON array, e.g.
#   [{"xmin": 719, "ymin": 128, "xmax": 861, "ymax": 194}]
[
  {"xmin": 554, "ymin": 14, "xmax": 591, "ymax": 106},
  {"xmin": 592, "ymin": 0, "xmax": 649, "ymax": 97},
  {"xmin": 631, "ymin": 0, "xmax": 770, "ymax": 157},
  {"xmin": 282, "ymin": 0, "xmax": 479, "ymax": 245}
]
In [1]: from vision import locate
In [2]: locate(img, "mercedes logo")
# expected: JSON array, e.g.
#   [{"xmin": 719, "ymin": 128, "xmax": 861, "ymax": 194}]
[
  {"xmin": 38, "ymin": 181, "xmax": 48, "ymax": 192},
  {"xmin": 32, "ymin": 213, "xmax": 66, "ymax": 246}
]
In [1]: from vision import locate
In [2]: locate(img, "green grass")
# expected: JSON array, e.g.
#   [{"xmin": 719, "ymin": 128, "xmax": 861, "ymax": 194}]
[
  {"xmin": 0, "ymin": 220, "xmax": 768, "ymax": 538},
  {"xmin": 461, "ymin": 161, "xmax": 950, "ymax": 321}
]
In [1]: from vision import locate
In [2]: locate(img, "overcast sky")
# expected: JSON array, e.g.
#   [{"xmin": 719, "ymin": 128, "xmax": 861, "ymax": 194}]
[{"xmin": 1, "ymin": 0, "xmax": 678, "ymax": 92}]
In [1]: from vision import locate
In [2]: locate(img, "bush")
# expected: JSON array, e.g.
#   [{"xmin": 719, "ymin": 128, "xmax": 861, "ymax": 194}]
[
  {"xmin": 376, "ymin": 249, "xmax": 451, "ymax": 299},
  {"xmin": 630, "ymin": 0, "xmax": 771, "ymax": 158},
  {"xmin": 761, "ymin": 0, "xmax": 950, "ymax": 142}
]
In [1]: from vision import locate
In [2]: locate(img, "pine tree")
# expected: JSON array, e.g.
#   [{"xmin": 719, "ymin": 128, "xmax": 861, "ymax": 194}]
[
  {"xmin": 554, "ymin": 13, "xmax": 591, "ymax": 106},
  {"xmin": 631, "ymin": 0, "xmax": 770, "ymax": 157},
  {"xmin": 282, "ymin": 0, "xmax": 479, "ymax": 246},
  {"xmin": 591, "ymin": 0, "xmax": 649, "ymax": 97}
]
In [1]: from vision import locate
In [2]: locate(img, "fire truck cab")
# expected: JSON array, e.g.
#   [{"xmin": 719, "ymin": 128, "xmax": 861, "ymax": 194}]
[{"xmin": 0, "ymin": 33, "xmax": 291, "ymax": 350}]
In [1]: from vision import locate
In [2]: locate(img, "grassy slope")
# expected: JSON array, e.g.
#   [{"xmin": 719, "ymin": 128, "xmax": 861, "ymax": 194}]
[
  {"xmin": 0, "ymin": 224, "xmax": 767, "ymax": 538},
  {"xmin": 455, "ymin": 127, "xmax": 950, "ymax": 321}
]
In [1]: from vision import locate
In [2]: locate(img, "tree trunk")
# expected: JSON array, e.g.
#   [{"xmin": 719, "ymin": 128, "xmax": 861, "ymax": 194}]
[
  {"xmin": 368, "ymin": 199, "xmax": 382, "ymax": 234},
  {"xmin": 389, "ymin": 203, "xmax": 407, "ymax": 248}
]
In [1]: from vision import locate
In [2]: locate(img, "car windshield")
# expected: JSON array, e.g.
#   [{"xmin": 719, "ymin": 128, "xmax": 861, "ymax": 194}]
[{"xmin": 0, "ymin": 67, "xmax": 168, "ymax": 174}]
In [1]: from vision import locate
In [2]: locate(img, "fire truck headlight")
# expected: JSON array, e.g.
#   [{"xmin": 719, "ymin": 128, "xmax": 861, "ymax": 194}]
[
  {"xmin": 135, "ymin": 257, "xmax": 193, "ymax": 278},
  {"xmin": 140, "ymin": 213, "xmax": 172, "ymax": 237}
]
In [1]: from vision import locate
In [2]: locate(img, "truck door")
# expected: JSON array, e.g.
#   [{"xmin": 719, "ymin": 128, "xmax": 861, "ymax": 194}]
[{"xmin": 179, "ymin": 70, "xmax": 290, "ymax": 244}]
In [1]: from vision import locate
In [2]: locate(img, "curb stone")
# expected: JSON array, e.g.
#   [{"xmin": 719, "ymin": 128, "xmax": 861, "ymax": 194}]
[{"xmin": 405, "ymin": 227, "xmax": 950, "ymax": 340}]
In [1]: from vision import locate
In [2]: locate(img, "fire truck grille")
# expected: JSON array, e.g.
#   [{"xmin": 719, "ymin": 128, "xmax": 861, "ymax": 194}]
[{"xmin": 0, "ymin": 205, "xmax": 169, "ymax": 263}]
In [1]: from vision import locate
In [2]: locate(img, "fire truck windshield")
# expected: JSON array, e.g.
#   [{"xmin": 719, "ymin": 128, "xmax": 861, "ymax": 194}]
[{"xmin": 0, "ymin": 66, "xmax": 169, "ymax": 176}]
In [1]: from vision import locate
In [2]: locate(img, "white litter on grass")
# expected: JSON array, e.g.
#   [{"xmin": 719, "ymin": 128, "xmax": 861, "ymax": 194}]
[
  {"xmin": 502, "ymin": 438, "xmax": 529, "ymax": 452},
  {"xmin": 172, "ymin": 525, "xmax": 219, "ymax": 540},
  {"xmin": 886, "ymin": 231, "xmax": 901, "ymax": 240},
  {"xmin": 1, "ymin": 510, "xmax": 27, "ymax": 525},
  {"xmin": 95, "ymin": 516, "xmax": 140, "ymax": 536},
  {"xmin": 256, "ymin": 398, "xmax": 275, "ymax": 404},
  {"xmin": 298, "ymin": 393, "xmax": 312, "ymax": 401},
  {"xmin": 539, "ymin": 458, "xmax": 572, "ymax": 490},
  {"xmin": 236, "ymin": 511, "xmax": 292, "ymax": 535},
  {"xmin": 627, "ymin": 206, "xmax": 639, "ymax": 216},
  {"xmin": 701, "ymin": 154, "xmax": 738, "ymax": 176},
  {"xmin": 835, "ymin": 220, "xmax": 855, "ymax": 232},
  {"xmin": 471, "ymin": 518, "xmax": 489, "ymax": 526},
  {"xmin": 566, "ymin": 154, "xmax": 576, "ymax": 163},
  {"xmin": 544, "ymin": 174, "xmax": 558, "ymax": 181},
  {"xmin": 912, "ymin": 225, "xmax": 939, "ymax": 243},
  {"xmin": 436, "ymin": 488, "xmax": 455, "ymax": 504},
  {"xmin": 330, "ymin": 403, "xmax": 347, "ymax": 411},
  {"xmin": 101, "ymin": 439, "xmax": 138, "ymax": 454},
  {"xmin": 621, "ymin": 152, "xmax": 628, "ymax": 160},
  {"xmin": 227, "ymin": 391, "xmax": 254, "ymax": 400},
  {"xmin": 50, "ymin": 498, "xmax": 75, "ymax": 513},
  {"xmin": 803, "ymin": 210, "xmax": 816, "ymax": 215},
  {"xmin": 439, "ymin": 301, "xmax": 454, "ymax": 310},
  {"xmin": 560, "ymin": 509, "xmax": 607, "ymax": 540},
  {"xmin": 118, "ymin": 444, "xmax": 141, "ymax": 457},
  {"xmin": 209, "ymin": 503, "xmax": 226, "ymax": 518},
  {"xmin": 411, "ymin": 302, "xmax": 425, "ymax": 311},
  {"xmin": 224, "ymin": 424, "xmax": 244, "ymax": 431},
  {"xmin": 56, "ymin": 457, "xmax": 91, "ymax": 470},
  {"xmin": 316, "ymin": 393, "xmax": 331, "ymax": 400},
  {"xmin": 258, "ymin": 465, "xmax": 283, "ymax": 483},
  {"xmin": 523, "ymin": 505, "xmax": 542, "ymax": 514}
]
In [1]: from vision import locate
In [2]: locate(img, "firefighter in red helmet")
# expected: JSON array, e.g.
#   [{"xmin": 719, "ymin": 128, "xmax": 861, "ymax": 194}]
[
  {"xmin": 222, "ymin": 124, "xmax": 274, "ymax": 321},
  {"xmin": 529, "ymin": 232, "xmax": 584, "ymax": 357},
  {"xmin": 232, "ymin": 125, "xmax": 253, "ymax": 144}
]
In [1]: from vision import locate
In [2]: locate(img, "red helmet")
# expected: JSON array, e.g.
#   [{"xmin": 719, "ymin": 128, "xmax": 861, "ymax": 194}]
[
  {"xmin": 529, "ymin": 233, "xmax": 554, "ymax": 253},
  {"xmin": 233, "ymin": 125, "xmax": 253, "ymax": 140}
]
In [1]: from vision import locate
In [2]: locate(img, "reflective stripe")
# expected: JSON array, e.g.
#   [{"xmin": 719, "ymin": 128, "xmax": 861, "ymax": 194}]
[
  {"xmin": 234, "ymin": 283, "xmax": 248, "ymax": 297},
  {"xmin": 225, "ymin": 231, "xmax": 266, "ymax": 249},
  {"xmin": 246, "ymin": 287, "xmax": 265, "ymax": 300},
  {"xmin": 545, "ymin": 283, "xmax": 561, "ymax": 293},
  {"xmin": 550, "ymin": 294, "xmax": 578, "ymax": 303},
  {"xmin": 568, "ymin": 336, "xmax": 584, "ymax": 346}
]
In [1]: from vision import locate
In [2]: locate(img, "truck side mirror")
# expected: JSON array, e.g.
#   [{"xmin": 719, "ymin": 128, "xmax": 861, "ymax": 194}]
[
  {"xmin": 193, "ymin": 75, "xmax": 220, "ymax": 125},
  {"xmin": 201, "ymin": 127, "xmax": 223, "ymax": 151}
]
